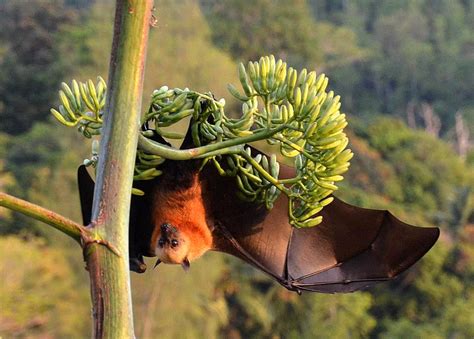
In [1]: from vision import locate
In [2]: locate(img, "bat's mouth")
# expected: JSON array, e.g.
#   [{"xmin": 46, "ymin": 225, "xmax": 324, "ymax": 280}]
[{"xmin": 153, "ymin": 257, "xmax": 190, "ymax": 271}]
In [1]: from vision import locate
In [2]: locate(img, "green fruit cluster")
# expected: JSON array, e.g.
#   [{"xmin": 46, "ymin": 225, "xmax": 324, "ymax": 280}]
[
  {"xmin": 51, "ymin": 56, "xmax": 353, "ymax": 228},
  {"xmin": 225, "ymin": 56, "xmax": 353, "ymax": 227},
  {"xmin": 212, "ymin": 147, "xmax": 281, "ymax": 209},
  {"xmin": 51, "ymin": 77, "xmax": 106, "ymax": 138}
]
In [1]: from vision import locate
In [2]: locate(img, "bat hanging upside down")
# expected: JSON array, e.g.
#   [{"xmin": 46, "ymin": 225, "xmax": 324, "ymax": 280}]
[{"xmin": 78, "ymin": 128, "xmax": 439, "ymax": 294}]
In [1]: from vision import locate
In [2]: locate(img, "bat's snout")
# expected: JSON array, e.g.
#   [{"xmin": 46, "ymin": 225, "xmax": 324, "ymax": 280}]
[{"xmin": 161, "ymin": 223, "xmax": 177, "ymax": 236}]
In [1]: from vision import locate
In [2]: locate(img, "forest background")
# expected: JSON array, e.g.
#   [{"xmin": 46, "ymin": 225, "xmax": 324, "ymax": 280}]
[{"xmin": 0, "ymin": 0, "xmax": 473, "ymax": 338}]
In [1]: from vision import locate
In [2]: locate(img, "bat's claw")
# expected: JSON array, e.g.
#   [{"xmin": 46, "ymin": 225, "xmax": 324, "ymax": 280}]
[{"xmin": 130, "ymin": 257, "xmax": 147, "ymax": 273}]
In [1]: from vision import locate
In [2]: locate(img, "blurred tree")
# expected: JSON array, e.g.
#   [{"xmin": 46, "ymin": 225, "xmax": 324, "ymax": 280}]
[
  {"xmin": 217, "ymin": 258, "xmax": 376, "ymax": 339},
  {"xmin": 440, "ymin": 186, "xmax": 472, "ymax": 240},
  {"xmin": 64, "ymin": 0, "xmax": 94, "ymax": 10},
  {"xmin": 0, "ymin": 133, "xmax": 15, "ymax": 222},
  {"xmin": 61, "ymin": 0, "xmax": 239, "ymax": 112},
  {"xmin": 132, "ymin": 253, "xmax": 227, "ymax": 339},
  {"xmin": 354, "ymin": 118, "xmax": 472, "ymax": 216},
  {"xmin": 343, "ymin": 130, "xmax": 403, "ymax": 204},
  {"xmin": 370, "ymin": 242, "xmax": 474, "ymax": 338},
  {"xmin": 146, "ymin": 0, "xmax": 238, "ymax": 100},
  {"xmin": 307, "ymin": 0, "xmax": 473, "ymax": 135},
  {"xmin": 5, "ymin": 123, "xmax": 63, "ymax": 190},
  {"xmin": 200, "ymin": 0, "xmax": 321, "ymax": 65},
  {"xmin": 0, "ymin": 0, "xmax": 76, "ymax": 135},
  {"xmin": 199, "ymin": 0, "xmax": 365, "ymax": 70},
  {"xmin": 1, "ymin": 121, "xmax": 88, "ymax": 237}
]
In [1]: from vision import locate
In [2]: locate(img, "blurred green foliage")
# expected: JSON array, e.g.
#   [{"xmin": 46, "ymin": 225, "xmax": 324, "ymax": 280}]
[
  {"xmin": 0, "ymin": 236, "xmax": 90, "ymax": 337},
  {"xmin": 0, "ymin": 0, "xmax": 76, "ymax": 135},
  {"xmin": 200, "ymin": 0, "xmax": 366, "ymax": 69},
  {"xmin": 351, "ymin": 118, "xmax": 472, "ymax": 215},
  {"xmin": 307, "ymin": 0, "xmax": 474, "ymax": 133},
  {"xmin": 0, "ymin": 0, "xmax": 472, "ymax": 338}
]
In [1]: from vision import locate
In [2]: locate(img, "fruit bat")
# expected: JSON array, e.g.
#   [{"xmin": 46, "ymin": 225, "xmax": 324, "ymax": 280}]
[{"xmin": 78, "ymin": 126, "xmax": 439, "ymax": 294}]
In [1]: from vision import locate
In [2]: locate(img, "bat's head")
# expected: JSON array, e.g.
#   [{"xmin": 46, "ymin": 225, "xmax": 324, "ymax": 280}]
[
  {"xmin": 154, "ymin": 223, "xmax": 191, "ymax": 268},
  {"xmin": 149, "ymin": 171, "xmax": 214, "ymax": 271}
]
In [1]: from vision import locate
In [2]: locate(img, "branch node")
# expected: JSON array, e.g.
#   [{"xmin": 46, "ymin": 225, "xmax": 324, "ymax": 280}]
[{"xmin": 80, "ymin": 229, "xmax": 121, "ymax": 258}]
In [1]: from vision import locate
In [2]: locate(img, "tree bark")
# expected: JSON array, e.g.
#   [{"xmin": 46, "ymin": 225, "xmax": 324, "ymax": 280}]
[{"xmin": 86, "ymin": 1, "xmax": 153, "ymax": 337}]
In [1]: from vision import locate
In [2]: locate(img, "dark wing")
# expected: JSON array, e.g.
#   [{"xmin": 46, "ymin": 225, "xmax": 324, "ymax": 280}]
[
  {"xmin": 204, "ymin": 150, "xmax": 440, "ymax": 294},
  {"xmin": 77, "ymin": 164, "xmax": 154, "ymax": 272},
  {"xmin": 286, "ymin": 197, "xmax": 439, "ymax": 292},
  {"xmin": 77, "ymin": 165, "xmax": 95, "ymax": 226}
]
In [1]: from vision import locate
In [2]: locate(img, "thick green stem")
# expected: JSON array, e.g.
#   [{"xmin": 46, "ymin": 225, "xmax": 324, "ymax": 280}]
[
  {"xmin": 137, "ymin": 125, "xmax": 286, "ymax": 160},
  {"xmin": 273, "ymin": 135, "xmax": 318, "ymax": 162},
  {"xmin": 0, "ymin": 192, "xmax": 86, "ymax": 242},
  {"xmin": 86, "ymin": 1, "xmax": 153, "ymax": 338}
]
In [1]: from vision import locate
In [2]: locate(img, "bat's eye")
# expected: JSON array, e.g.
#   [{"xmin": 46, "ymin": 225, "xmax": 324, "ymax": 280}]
[
  {"xmin": 158, "ymin": 238, "xmax": 165, "ymax": 248},
  {"xmin": 171, "ymin": 239, "xmax": 179, "ymax": 248}
]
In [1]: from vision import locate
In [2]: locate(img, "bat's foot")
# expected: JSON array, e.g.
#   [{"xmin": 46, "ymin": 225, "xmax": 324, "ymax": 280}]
[{"xmin": 130, "ymin": 257, "xmax": 147, "ymax": 273}]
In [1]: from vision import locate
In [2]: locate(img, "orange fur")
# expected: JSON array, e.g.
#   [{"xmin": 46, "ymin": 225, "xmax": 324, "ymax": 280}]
[{"xmin": 149, "ymin": 175, "xmax": 212, "ymax": 261}]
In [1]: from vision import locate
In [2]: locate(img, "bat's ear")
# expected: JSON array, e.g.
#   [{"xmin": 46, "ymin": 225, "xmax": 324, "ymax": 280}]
[
  {"xmin": 179, "ymin": 118, "xmax": 195, "ymax": 150},
  {"xmin": 179, "ymin": 109, "xmax": 218, "ymax": 150},
  {"xmin": 77, "ymin": 165, "xmax": 95, "ymax": 226},
  {"xmin": 153, "ymin": 259, "xmax": 162, "ymax": 269}
]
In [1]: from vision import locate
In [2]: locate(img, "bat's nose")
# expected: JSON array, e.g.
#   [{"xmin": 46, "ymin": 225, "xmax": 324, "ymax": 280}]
[{"xmin": 161, "ymin": 223, "xmax": 170, "ymax": 233}]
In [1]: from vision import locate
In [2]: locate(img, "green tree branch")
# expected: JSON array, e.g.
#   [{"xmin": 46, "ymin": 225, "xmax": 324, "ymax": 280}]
[
  {"xmin": 136, "ymin": 126, "xmax": 286, "ymax": 160},
  {"xmin": 0, "ymin": 192, "xmax": 86, "ymax": 242}
]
